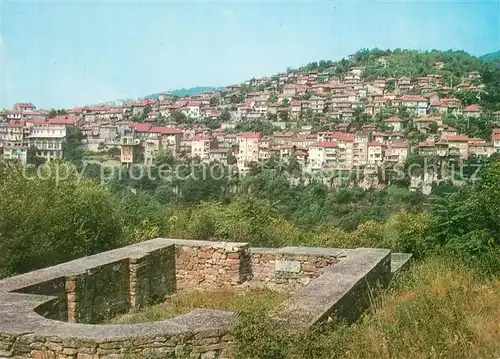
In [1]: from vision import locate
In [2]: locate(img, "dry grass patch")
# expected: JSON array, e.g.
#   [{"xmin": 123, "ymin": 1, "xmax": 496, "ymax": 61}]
[
  {"xmin": 232, "ymin": 257, "xmax": 500, "ymax": 359},
  {"xmin": 319, "ymin": 258, "xmax": 500, "ymax": 359},
  {"xmin": 111, "ymin": 288, "xmax": 287, "ymax": 324}
]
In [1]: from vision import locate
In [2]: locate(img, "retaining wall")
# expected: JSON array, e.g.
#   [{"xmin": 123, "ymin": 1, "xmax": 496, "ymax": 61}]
[
  {"xmin": 250, "ymin": 247, "xmax": 345, "ymax": 287},
  {"xmin": 0, "ymin": 238, "xmax": 408, "ymax": 359}
]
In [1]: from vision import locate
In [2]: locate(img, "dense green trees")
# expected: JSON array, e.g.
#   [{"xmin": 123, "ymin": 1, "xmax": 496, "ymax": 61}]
[
  {"xmin": 0, "ymin": 152, "xmax": 498, "ymax": 279},
  {"xmin": 0, "ymin": 163, "xmax": 123, "ymax": 277},
  {"xmin": 427, "ymin": 158, "xmax": 500, "ymax": 271},
  {"xmin": 47, "ymin": 109, "xmax": 68, "ymax": 119}
]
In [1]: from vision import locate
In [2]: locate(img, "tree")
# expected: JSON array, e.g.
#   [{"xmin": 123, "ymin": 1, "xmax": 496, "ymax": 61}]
[
  {"xmin": 98, "ymin": 142, "xmax": 107, "ymax": 151},
  {"xmin": 0, "ymin": 163, "xmax": 123, "ymax": 277},
  {"xmin": 428, "ymin": 157, "xmax": 500, "ymax": 265},
  {"xmin": 106, "ymin": 147, "xmax": 121, "ymax": 158},
  {"xmin": 47, "ymin": 109, "xmax": 68, "ymax": 119},
  {"xmin": 268, "ymin": 95, "xmax": 278, "ymax": 103},
  {"xmin": 171, "ymin": 110, "xmax": 187, "ymax": 124},
  {"xmin": 26, "ymin": 145, "xmax": 46, "ymax": 167},
  {"xmin": 209, "ymin": 97, "xmax": 220, "ymax": 107},
  {"xmin": 131, "ymin": 112, "xmax": 147, "ymax": 123},
  {"xmin": 219, "ymin": 109, "xmax": 231, "ymax": 123},
  {"xmin": 278, "ymin": 111, "xmax": 289, "ymax": 122},
  {"xmin": 153, "ymin": 150, "xmax": 174, "ymax": 168},
  {"xmin": 227, "ymin": 152, "xmax": 237, "ymax": 165},
  {"xmin": 428, "ymin": 121, "xmax": 438, "ymax": 134},
  {"xmin": 63, "ymin": 126, "xmax": 84, "ymax": 166}
]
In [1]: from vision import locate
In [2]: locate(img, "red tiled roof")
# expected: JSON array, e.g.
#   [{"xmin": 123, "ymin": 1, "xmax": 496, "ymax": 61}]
[
  {"xmin": 238, "ymin": 131, "xmax": 261, "ymax": 139},
  {"xmin": 192, "ymin": 135, "xmax": 213, "ymax": 141},
  {"xmin": 274, "ymin": 131, "xmax": 294, "ymax": 137},
  {"xmin": 31, "ymin": 116, "xmax": 79, "ymax": 126},
  {"xmin": 368, "ymin": 141, "xmax": 385, "ymax": 147},
  {"xmin": 8, "ymin": 120, "xmax": 25, "ymax": 127},
  {"xmin": 311, "ymin": 141, "xmax": 338, "ymax": 148},
  {"xmin": 150, "ymin": 127, "xmax": 182, "ymax": 135},
  {"xmin": 469, "ymin": 142, "xmax": 493, "ymax": 147},
  {"xmin": 464, "ymin": 104, "xmax": 482, "ymax": 112},
  {"xmin": 390, "ymin": 141, "xmax": 409, "ymax": 148},
  {"xmin": 385, "ymin": 116, "xmax": 402, "ymax": 122},
  {"xmin": 442, "ymin": 134, "xmax": 469, "ymax": 142},
  {"xmin": 418, "ymin": 141, "xmax": 435, "ymax": 147},
  {"xmin": 402, "ymin": 95, "xmax": 427, "ymax": 102},
  {"xmin": 294, "ymin": 150, "xmax": 308, "ymax": 156},
  {"xmin": 131, "ymin": 123, "xmax": 152, "ymax": 133}
]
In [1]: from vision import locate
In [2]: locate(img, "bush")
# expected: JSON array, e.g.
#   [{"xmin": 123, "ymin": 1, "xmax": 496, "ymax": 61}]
[{"xmin": 0, "ymin": 163, "xmax": 123, "ymax": 276}]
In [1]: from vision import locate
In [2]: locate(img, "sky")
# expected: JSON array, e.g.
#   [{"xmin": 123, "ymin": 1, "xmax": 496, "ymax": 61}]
[{"xmin": 0, "ymin": 0, "xmax": 499, "ymax": 109}]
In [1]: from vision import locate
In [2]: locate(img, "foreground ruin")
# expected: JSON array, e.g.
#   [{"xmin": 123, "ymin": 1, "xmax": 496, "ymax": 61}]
[{"xmin": 0, "ymin": 238, "xmax": 411, "ymax": 358}]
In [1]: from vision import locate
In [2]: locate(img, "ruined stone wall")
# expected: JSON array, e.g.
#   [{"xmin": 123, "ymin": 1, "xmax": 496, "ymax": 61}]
[
  {"xmin": 277, "ymin": 248, "xmax": 393, "ymax": 328},
  {"xmin": 0, "ymin": 238, "xmax": 410, "ymax": 359},
  {"xmin": 0, "ymin": 321, "xmax": 232, "ymax": 359},
  {"xmin": 67, "ymin": 259, "xmax": 131, "ymax": 324},
  {"xmin": 173, "ymin": 240, "xmax": 252, "ymax": 290},
  {"xmin": 15, "ymin": 278, "xmax": 68, "ymax": 321},
  {"xmin": 130, "ymin": 245, "xmax": 176, "ymax": 309},
  {"xmin": 250, "ymin": 247, "xmax": 342, "ymax": 287}
]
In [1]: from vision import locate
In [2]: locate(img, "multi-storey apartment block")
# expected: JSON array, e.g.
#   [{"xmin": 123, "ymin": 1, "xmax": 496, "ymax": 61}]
[{"xmin": 237, "ymin": 132, "xmax": 261, "ymax": 171}]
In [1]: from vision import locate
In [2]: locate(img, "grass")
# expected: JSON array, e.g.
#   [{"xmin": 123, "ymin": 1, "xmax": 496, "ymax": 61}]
[
  {"xmin": 111, "ymin": 258, "xmax": 500, "ymax": 359},
  {"xmin": 232, "ymin": 257, "xmax": 500, "ymax": 359},
  {"xmin": 329, "ymin": 257, "xmax": 500, "ymax": 359},
  {"xmin": 110, "ymin": 288, "xmax": 287, "ymax": 324}
]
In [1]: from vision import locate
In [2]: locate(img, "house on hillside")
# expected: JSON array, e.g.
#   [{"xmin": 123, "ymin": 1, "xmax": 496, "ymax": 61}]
[{"xmin": 384, "ymin": 116, "xmax": 404, "ymax": 132}]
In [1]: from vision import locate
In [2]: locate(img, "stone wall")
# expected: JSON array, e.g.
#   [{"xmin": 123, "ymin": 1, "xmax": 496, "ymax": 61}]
[
  {"xmin": 0, "ymin": 309, "xmax": 234, "ymax": 359},
  {"xmin": 250, "ymin": 247, "xmax": 345, "ymax": 287},
  {"xmin": 130, "ymin": 245, "xmax": 176, "ymax": 309},
  {"xmin": 15, "ymin": 278, "xmax": 67, "ymax": 322},
  {"xmin": 67, "ymin": 259, "xmax": 131, "ymax": 324},
  {"xmin": 171, "ymin": 239, "xmax": 252, "ymax": 290},
  {"xmin": 277, "ymin": 248, "xmax": 393, "ymax": 328},
  {"xmin": 0, "ymin": 238, "xmax": 412, "ymax": 359}
]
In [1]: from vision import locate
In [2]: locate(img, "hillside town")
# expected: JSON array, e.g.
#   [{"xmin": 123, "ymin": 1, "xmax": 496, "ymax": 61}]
[{"xmin": 1, "ymin": 62, "xmax": 500, "ymax": 177}]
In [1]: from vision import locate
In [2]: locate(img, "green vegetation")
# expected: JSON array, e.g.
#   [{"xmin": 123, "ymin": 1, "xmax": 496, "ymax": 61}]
[
  {"xmin": 0, "ymin": 154, "xmax": 498, "ymax": 359},
  {"xmin": 110, "ymin": 289, "xmax": 286, "ymax": 324},
  {"xmin": 0, "ymin": 163, "xmax": 122, "ymax": 277},
  {"xmin": 479, "ymin": 50, "xmax": 500, "ymax": 62},
  {"xmin": 47, "ymin": 108, "xmax": 68, "ymax": 118},
  {"xmin": 146, "ymin": 86, "xmax": 223, "ymax": 99},
  {"xmin": 1, "ymin": 155, "xmax": 498, "ymax": 277},
  {"xmin": 232, "ymin": 257, "xmax": 500, "ymax": 359}
]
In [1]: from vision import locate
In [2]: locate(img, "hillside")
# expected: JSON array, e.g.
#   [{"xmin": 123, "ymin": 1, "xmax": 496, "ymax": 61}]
[
  {"xmin": 146, "ymin": 86, "xmax": 224, "ymax": 99},
  {"xmin": 479, "ymin": 50, "xmax": 500, "ymax": 62},
  {"xmin": 296, "ymin": 49, "xmax": 485, "ymax": 82}
]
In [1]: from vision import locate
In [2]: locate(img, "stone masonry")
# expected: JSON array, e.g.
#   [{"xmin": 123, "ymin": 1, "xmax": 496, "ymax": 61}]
[
  {"xmin": 0, "ymin": 238, "xmax": 412, "ymax": 359},
  {"xmin": 250, "ymin": 247, "xmax": 347, "ymax": 287}
]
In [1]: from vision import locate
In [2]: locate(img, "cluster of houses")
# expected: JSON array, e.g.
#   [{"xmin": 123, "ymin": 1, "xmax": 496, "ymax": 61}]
[{"xmin": 1, "ymin": 63, "xmax": 500, "ymax": 173}]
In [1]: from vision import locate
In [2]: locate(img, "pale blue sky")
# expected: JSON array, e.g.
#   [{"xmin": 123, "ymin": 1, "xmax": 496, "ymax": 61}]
[{"xmin": 1, "ymin": 0, "xmax": 499, "ymax": 109}]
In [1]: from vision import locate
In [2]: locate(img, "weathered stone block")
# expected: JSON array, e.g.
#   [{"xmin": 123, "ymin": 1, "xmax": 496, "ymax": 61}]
[{"xmin": 275, "ymin": 260, "xmax": 301, "ymax": 273}]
